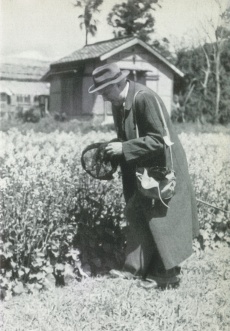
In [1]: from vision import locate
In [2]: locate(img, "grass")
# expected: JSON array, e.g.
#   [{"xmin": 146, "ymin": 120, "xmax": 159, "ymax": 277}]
[
  {"xmin": 1, "ymin": 115, "xmax": 230, "ymax": 135},
  {"xmin": 0, "ymin": 116, "xmax": 115, "ymax": 135},
  {"xmin": 2, "ymin": 246, "xmax": 230, "ymax": 331},
  {"xmin": 173, "ymin": 121, "xmax": 230, "ymax": 135}
]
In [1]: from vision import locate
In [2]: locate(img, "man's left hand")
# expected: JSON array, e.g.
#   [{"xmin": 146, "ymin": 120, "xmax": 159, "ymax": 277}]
[{"xmin": 105, "ymin": 142, "xmax": 123, "ymax": 157}]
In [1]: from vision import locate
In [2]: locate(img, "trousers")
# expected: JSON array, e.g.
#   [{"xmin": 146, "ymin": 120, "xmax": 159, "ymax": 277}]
[{"xmin": 123, "ymin": 191, "xmax": 167, "ymax": 277}]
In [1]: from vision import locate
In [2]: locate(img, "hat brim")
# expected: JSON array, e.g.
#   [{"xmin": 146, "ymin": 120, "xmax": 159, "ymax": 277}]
[{"xmin": 88, "ymin": 70, "xmax": 130, "ymax": 93}]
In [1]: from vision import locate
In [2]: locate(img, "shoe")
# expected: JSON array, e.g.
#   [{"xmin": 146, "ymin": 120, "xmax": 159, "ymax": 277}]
[
  {"xmin": 109, "ymin": 269, "xmax": 139, "ymax": 280},
  {"xmin": 146, "ymin": 274, "xmax": 180, "ymax": 288},
  {"xmin": 137, "ymin": 279, "xmax": 158, "ymax": 289},
  {"xmin": 145, "ymin": 267, "xmax": 181, "ymax": 289}
]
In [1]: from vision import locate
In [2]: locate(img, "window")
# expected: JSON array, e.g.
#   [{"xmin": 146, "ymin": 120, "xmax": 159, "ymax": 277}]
[
  {"xmin": 17, "ymin": 95, "xmax": 23, "ymax": 102},
  {"xmin": 0, "ymin": 93, "xmax": 7, "ymax": 102},
  {"xmin": 24, "ymin": 95, "xmax": 31, "ymax": 103}
]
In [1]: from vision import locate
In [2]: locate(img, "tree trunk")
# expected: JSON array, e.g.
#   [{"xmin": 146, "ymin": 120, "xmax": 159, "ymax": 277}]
[
  {"xmin": 201, "ymin": 46, "xmax": 211, "ymax": 98},
  {"xmin": 215, "ymin": 48, "xmax": 221, "ymax": 123},
  {"xmin": 85, "ymin": 29, "xmax": 88, "ymax": 45}
]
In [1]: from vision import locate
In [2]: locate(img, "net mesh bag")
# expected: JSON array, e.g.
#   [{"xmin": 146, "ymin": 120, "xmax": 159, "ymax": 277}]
[{"xmin": 81, "ymin": 140, "xmax": 119, "ymax": 180}]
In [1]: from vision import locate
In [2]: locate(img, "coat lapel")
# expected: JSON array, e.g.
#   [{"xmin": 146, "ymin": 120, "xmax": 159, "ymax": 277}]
[
  {"xmin": 112, "ymin": 80, "xmax": 144, "ymax": 141},
  {"xmin": 111, "ymin": 80, "xmax": 136, "ymax": 140}
]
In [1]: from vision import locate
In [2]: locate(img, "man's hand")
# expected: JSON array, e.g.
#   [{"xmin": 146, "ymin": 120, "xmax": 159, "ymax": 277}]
[{"xmin": 105, "ymin": 142, "xmax": 123, "ymax": 157}]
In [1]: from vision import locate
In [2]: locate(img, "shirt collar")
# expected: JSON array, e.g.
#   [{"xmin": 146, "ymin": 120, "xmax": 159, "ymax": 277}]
[{"xmin": 122, "ymin": 81, "xmax": 130, "ymax": 108}]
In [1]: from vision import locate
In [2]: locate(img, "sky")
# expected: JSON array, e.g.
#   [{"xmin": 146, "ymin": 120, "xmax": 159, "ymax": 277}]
[{"xmin": 0, "ymin": 0, "xmax": 229, "ymax": 62}]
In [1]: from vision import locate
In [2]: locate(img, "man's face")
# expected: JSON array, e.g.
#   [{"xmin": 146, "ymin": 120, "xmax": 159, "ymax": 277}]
[{"xmin": 98, "ymin": 84, "xmax": 123, "ymax": 106}]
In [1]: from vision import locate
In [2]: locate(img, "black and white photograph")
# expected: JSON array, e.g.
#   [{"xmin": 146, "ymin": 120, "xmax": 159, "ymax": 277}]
[{"xmin": 0, "ymin": 0, "xmax": 230, "ymax": 330}]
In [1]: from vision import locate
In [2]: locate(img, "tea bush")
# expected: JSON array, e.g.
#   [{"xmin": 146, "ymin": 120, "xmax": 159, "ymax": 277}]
[
  {"xmin": 180, "ymin": 133, "xmax": 230, "ymax": 250},
  {"xmin": 0, "ymin": 114, "xmax": 116, "ymax": 134},
  {"xmin": 17, "ymin": 107, "xmax": 41, "ymax": 123},
  {"xmin": 0, "ymin": 129, "xmax": 229, "ymax": 299}
]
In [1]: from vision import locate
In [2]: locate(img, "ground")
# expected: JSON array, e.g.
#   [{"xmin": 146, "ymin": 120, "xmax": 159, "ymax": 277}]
[{"xmin": 2, "ymin": 246, "xmax": 230, "ymax": 331}]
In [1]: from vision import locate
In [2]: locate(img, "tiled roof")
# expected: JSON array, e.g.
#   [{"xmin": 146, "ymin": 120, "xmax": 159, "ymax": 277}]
[
  {"xmin": 45, "ymin": 37, "xmax": 184, "ymax": 78},
  {"xmin": 0, "ymin": 80, "xmax": 50, "ymax": 96},
  {"xmin": 0, "ymin": 63, "xmax": 50, "ymax": 81},
  {"xmin": 55, "ymin": 37, "xmax": 134, "ymax": 64}
]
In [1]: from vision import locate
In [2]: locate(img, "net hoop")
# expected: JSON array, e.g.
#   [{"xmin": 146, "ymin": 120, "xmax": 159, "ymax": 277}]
[{"xmin": 81, "ymin": 142, "xmax": 118, "ymax": 180}]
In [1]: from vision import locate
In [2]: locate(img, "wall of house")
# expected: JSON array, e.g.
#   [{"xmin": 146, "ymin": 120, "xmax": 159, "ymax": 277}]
[
  {"xmin": 61, "ymin": 75, "xmax": 83, "ymax": 117},
  {"xmin": 51, "ymin": 44, "xmax": 176, "ymax": 121},
  {"xmin": 0, "ymin": 93, "xmax": 10, "ymax": 117},
  {"xmin": 50, "ymin": 76, "xmax": 62, "ymax": 113},
  {"xmin": 0, "ymin": 80, "xmax": 50, "ymax": 116},
  {"xmin": 107, "ymin": 44, "xmax": 174, "ymax": 114},
  {"xmin": 49, "ymin": 63, "xmax": 105, "ymax": 120},
  {"xmin": 61, "ymin": 76, "xmax": 74, "ymax": 116},
  {"xmin": 82, "ymin": 60, "xmax": 107, "ymax": 122},
  {"xmin": 156, "ymin": 63, "xmax": 173, "ymax": 115},
  {"xmin": 82, "ymin": 75, "xmax": 95, "ymax": 116},
  {"xmin": 1, "ymin": 91, "xmax": 49, "ymax": 118},
  {"xmin": 50, "ymin": 73, "xmax": 83, "ymax": 117}
]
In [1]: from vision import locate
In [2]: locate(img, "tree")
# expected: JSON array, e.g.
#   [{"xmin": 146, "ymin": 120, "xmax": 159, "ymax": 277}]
[
  {"xmin": 174, "ymin": 46, "xmax": 205, "ymax": 122},
  {"xmin": 175, "ymin": 37, "xmax": 230, "ymax": 124},
  {"xmin": 199, "ymin": 1, "xmax": 230, "ymax": 122},
  {"xmin": 175, "ymin": 2, "xmax": 230, "ymax": 124},
  {"xmin": 75, "ymin": 0, "xmax": 103, "ymax": 45},
  {"xmin": 151, "ymin": 37, "xmax": 176, "ymax": 63},
  {"xmin": 107, "ymin": 0, "xmax": 160, "ymax": 42}
]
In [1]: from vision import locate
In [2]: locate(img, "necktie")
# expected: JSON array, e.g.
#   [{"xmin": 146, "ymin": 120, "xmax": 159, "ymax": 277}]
[{"xmin": 117, "ymin": 106, "xmax": 126, "ymax": 141}]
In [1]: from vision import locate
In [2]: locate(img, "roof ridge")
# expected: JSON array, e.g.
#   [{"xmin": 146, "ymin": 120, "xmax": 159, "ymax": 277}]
[
  {"xmin": 1, "ymin": 63, "xmax": 49, "ymax": 69},
  {"xmin": 49, "ymin": 37, "xmax": 184, "ymax": 77},
  {"xmin": 84, "ymin": 36, "xmax": 135, "ymax": 47}
]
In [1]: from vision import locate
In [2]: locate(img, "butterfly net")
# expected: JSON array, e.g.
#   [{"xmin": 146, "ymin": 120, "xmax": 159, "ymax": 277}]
[{"xmin": 81, "ymin": 141, "xmax": 119, "ymax": 180}]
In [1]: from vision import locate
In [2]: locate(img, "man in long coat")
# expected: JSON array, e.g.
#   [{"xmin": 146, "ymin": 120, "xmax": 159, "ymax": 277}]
[{"xmin": 89, "ymin": 63, "xmax": 199, "ymax": 287}]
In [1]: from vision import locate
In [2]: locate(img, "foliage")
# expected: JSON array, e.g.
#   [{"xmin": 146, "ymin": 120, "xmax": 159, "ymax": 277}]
[
  {"xmin": 0, "ymin": 129, "xmax": 125, "ymax": 299},
  {"xmin": 17, "ymin": 107, "xmax": 41, "ymax": 123},
  {"xmin": 151, "ymin": 37, "xmax": 176, "ymax": 63},
  {"xmin": 2, "ymin": 247, "xmax": 230, "ymax": 330},
  {"xmin": 74, "ymin": 0, "xmax": 103, "ymax": 45},
  {"xmin": 175, "ymin": 38, "xmax": 230, "ymax": 124},
  {"xmin": 107, "ymin": 0, "xmax": 160, "ymax": 42},
  {"xmin": 0, "ymin": 128, "xmax": 229, "ymax": 300},
  {"xmin": 180, "ymin": 132, "xmax": 230, "ymax": 251},
  {"xmin": 0, "ymin": 115, "xmax": 116, "ymax": 134},
  {"xmin": 175, "ymin": 3, "xmax": 230, "ymax": 124},
  {"xmin": 54, "ymin": 111, "xmax": 67, "ymax": 122}
]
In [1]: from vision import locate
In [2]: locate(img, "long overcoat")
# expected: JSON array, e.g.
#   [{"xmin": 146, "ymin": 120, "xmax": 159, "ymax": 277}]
[{"xmin": 112, "ymin": 80, "xmax": 199, "ymax": 274}]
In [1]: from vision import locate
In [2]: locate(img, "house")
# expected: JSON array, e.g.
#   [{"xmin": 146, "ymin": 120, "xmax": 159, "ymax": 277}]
[
  {"xmin": 43, "ymin": 37, "xmax": 184, "ymax": 123},
  {"xmin": 0, "ymin": 62, "xmax": 50, "ymax": 118}
]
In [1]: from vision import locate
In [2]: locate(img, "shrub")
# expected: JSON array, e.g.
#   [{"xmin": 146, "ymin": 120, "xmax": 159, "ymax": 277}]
[
  {"xmin": 17, "ymin": 107, "xmax": 41, "ymax": 123},
  {"xmin": 1, "ymin": 115, "xmax": 116, "ymax": 135},
  {"xmin": 180, "ymin": 132, "xmax": 230, "ymax": 251},
  {"xmin": 0, "ymin": 129, "xmax": 125, "ymax": 299},
  {"xmin": 0, "ymin": 129, "xmax": 229, "ymax": 299},
  {"xmin": 54, "ymin": 112, "xmax": 67, "ymax": 122}
]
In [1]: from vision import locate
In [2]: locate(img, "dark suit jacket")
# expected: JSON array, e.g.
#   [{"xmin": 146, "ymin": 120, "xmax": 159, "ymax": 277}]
[{"xmin": 112, "ymin": 80, "xmax": 199, "ymax": 269}]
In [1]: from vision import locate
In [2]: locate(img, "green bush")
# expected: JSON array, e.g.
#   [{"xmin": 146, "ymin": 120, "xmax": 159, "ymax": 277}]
[
  {"xmin": 1, "ymin": 171, "xmax": 126, "ymax": 297},
  {"xmin": 17, "ymin": 107, "xmax": 41, "ymax": 123},
  {"xmin": 0, "ymin": 129, "xmax": 125, "ymax": 299},
  {"xmin": 0, "ymin": 129, "xmax": 229, "ymax": 300},
  {"xmin": 0, "ymin": 115, "xmax": 116, "ymax": 135}
]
